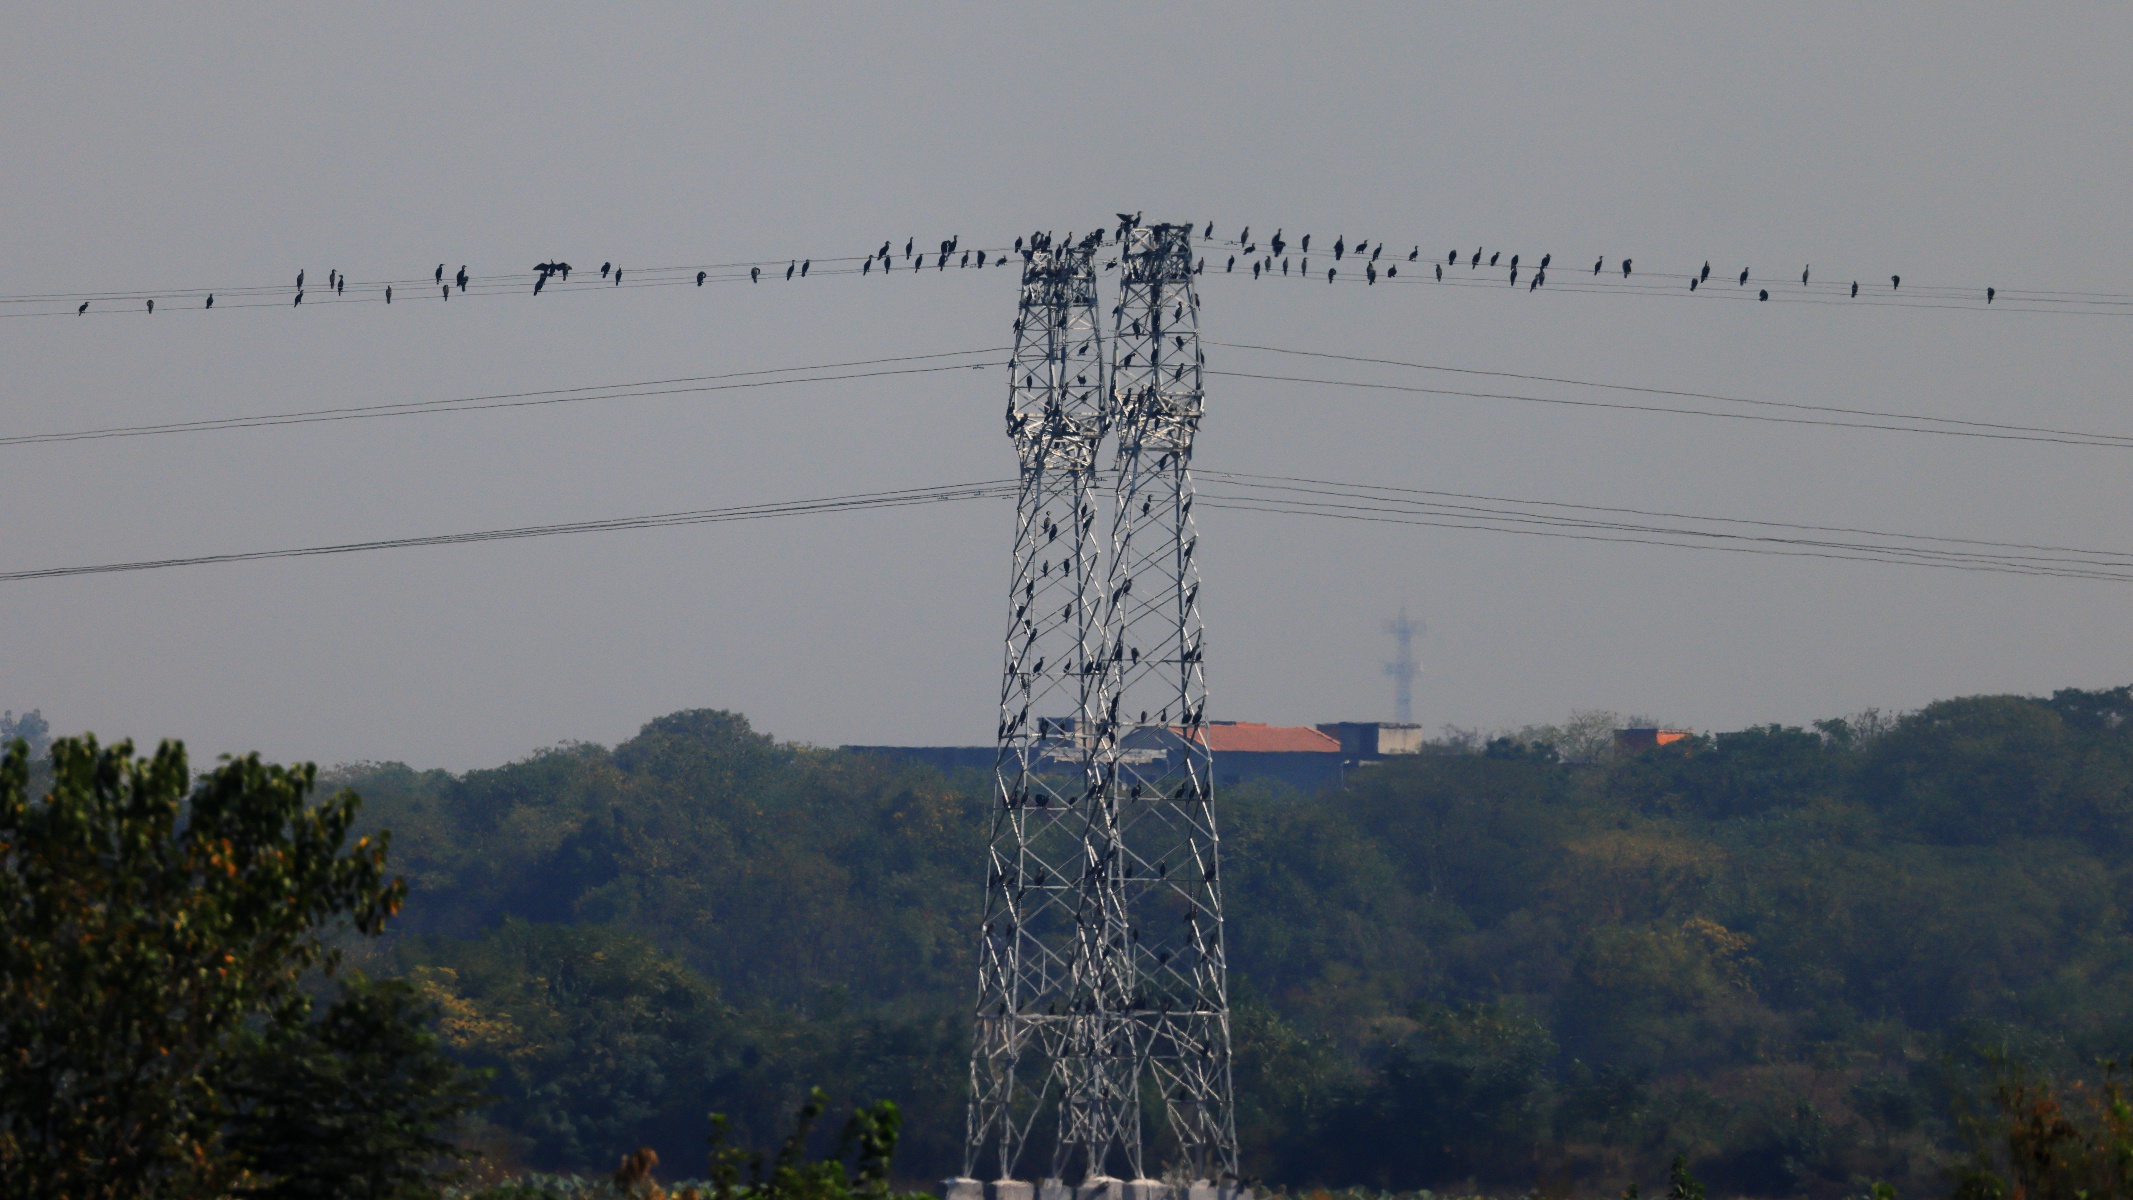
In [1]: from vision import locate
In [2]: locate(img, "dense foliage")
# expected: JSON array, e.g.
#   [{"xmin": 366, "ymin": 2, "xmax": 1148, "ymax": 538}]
[
  {"xmin": 0, "ymin": 735, "xmax": 477, "ymax": 1200},
  {"xmin": 339, "ymin": 689, "xmax": 2133, "ymax": 1195}
]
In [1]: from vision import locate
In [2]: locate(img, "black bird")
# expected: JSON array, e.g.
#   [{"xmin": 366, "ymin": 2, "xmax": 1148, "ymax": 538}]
[
  {"xmin": 1508, "ymin": 266, "xmax": 1517, "ymax": 286},
  {"xmin": 440, "ymin": 286, "xmax": 448, "ymax": 300},
  {"xmin": 1689, "ymin": 277, "xmax": 1698, "ymax": 291},
  {"xmin": 1333, "ymin": 236, "xmax": 1345, "ymax": 260},
  {"xmin": 296, "ymin": 269, "xmax": 305, "ymax": 289},
  {"xmin": 1252, "ymin": 262, "xmax": 1261, "ymax": 279},
  {"xmin": 863, "ymin": 259, "xmax": 872, "ymax": 276},
  {"xmin": 1535, "ymin": 270, "xmax": 1545, "ymax": 288},
  {"xmin": 1530, "ymin": 275, "xmax": 1540, "ymax": 292},
  {"xmin": 557, "ymin": 263, "xmax": 570, "ymax": 281},
  {"xmin": 456, "ymin": 267, "xmax": 467, "ymax": 289},
  {"xmin": 1448, "ymin": 249, "xmax": 1458, "ymax": 265},
  {"xmin": 1204, "ymin": 220, "xmax": 1214, "ymax": 237},
  {"xmin": 1227, "ymin": 256, "xmax": 1235, "ymax": 272},
  {"xmin": 960, "ymin": 252, "xmax": 968, "ymax": 268},
  {"xmin": 1622, "ymin": 259, "xmax": 1633, "ymax": 278},
  {"xmin": 1435, "ymin": 264, "xmax": 1443, "ymax": 280},
  {"xmin": 295, "ymin": 291, "xmax": 304, "ymax": 305},
  {"xmin": 1489, "ymin": 251, "xmax": 1499, "ymax": 266},
  {"xmin": 1387, "ymin": 265, "xmax": 1397, "ymax": 278},
  {"xmin": 1408, "ymin": 247, "xmax": 1419, "ymax": 261},
  {"xmin": 614, "ymin": 270, "xmax": 623, "ymax": 285},
  {"xmin": 1891, "ymin": 275, "xmax": 1901, "ymax": 289},
  {"xmin": 1759, "ymin": 289, "xmax": 1769, "ymax": 301},
  {"xmin": 336, "ymin": 277, "xmax": 344, "ymax": 296},
  {"xmin": 751, "ymin": 267, "xmax": 761, "ymax": 283},
  {"xmin": 1987, "ymin": 287, "xmax": 1996, "ymax": 304},
  {"xmin": 1541, "ymin": 253, "xmax": 1551, "ymax": 269},
  {"xmin": 1594, "ymin": 257, "xmax": 1604, "ymax": 275},
  {"xmin": 1240, "ymin": 226, "xmax": 1251, "ymax": 243},
  {"xmin": 145, "ymin": 299, "xmax": 153, "ymax": 314},
  {"xmin": 1301, "ymin": 234, "xmax": 1311, "ymax": 252},
  {"xmin": 904, "ymin": 237, "xmax": 913, "ymax": 257},
  {"xmin": 1701, "ymin": 261, "xmax": 1710, "ymax": 282},
  {"xmin": 1851, "ymin": 281, "xmax": 1858, "ymax": 297},
  {"xmin": 534, "ymin": 274, "xmax": 547, "ymax": 295},
  {"xmin": 1327, "ymin": 268, "xmax": 1336, "ymax": 283},
  {"xmin": 978, "ymin": 251, "xmax": 987, "ymax": 267},
  {"xmin": 1802, "ymin": 265, "xmax": 1810, "ymax": 286},
  {"xmin": 697, "ymin": 271, "xmax": 706, "ymax": 286},
  {"xmin": 1472, "ymin": 247, "xmax": 1481, "ymax": 267},
  {"xmin": 1367, "ymin": 264, "xmax": 1377, "ymax": 284},
  {"xmin": 601, "ymin": 262, "xmax": 611, "ymax": 278},
  {"xmin": 205, "ymin": 294, "xmax": 213, "ymax": 309},
  {"xmin": 1738, "ymin": 267, "xmax": 1749, "ymax": 286},
  {"xmin": 78, "ymin": 301, "xmax": 88, "ymax": 315},
  {"xmin": 1510, "ymin": 254, "xmax": 1519, "ymax": 270},
  {"xmin": 786, "ymin": 261, "xmax": 796, "ymax": 280},
  {"xmin": 878, "ymin": 240, "xmax": 891, "ymax": 258},
  {"xmin": 801, "ymin": 259, "xmax": 811, "ymax": 276},
  {"xmin": 385, "ymin": 286, "xmax": 392, "ymax": 303},
  {"xmin": 435, "ymin": 264, "xmax": 444, "ymax": 284}
]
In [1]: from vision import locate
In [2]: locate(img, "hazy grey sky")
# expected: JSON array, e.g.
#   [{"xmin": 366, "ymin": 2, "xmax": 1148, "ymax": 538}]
[{"xmin": 6, "ymin": 4, "xmax": 2132, "ymax": 770}]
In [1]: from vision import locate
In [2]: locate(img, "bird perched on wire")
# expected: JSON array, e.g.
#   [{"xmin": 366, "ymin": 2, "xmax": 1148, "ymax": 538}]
[
  {"xmin": 1759, "ymin": 289, "xmax": 1769, "ymax": 301},
  {"xmin": 1594, "ymin": 257, "xmax": 1603, "ymax": 275},
  {"xmin": 1851, "ymin": 281, "xmax": 1858, "ymax": 297},
  {"xmin": 1801, "ymin": 265, "xmax": 1810, "ymax": 286},
  {"xmin": 751, "ymin": 267, "xmax": 761, "ymax": 283},
  {"xmin": 294, "ymin": 291, "xmax": 303, "ymax": 306},
  {"xmin": 1409, "ymin": 246, "xmax": 1419, "ymax": 261},
  {"xmin": 1489, "ymin": 251, "xmax": 1500, "ymax": 267},
  {"xmin": 1334, "ymin": 236, "xmax": 1345, "ymax": 260},
  {"xmin": 435, "ymin": 265, "xmax": 444, "ymax": 284},
  {"xmin": 146, "ymin": 299, "xmax": 153, "ymax": 314},
  {"xmin": 1622, "ymin": 259, "xmax": 1633, "ymax": 278},
  {"xmin": 786, "ymin": 261, "xmax": 796, "ymax": 280},
  {"xmin": 696, "ymin": 271, "xmax": 706, "ymax": 286},
  {"xmin": 1435, "ymin": 264, "xmax": 1442, "ymax": 280},
  {"xmin": 1738, "ymin": 267, "xmax": 1749, "ymax": 286},
  {"xmin": 456, "ymin": 267, "xmax": 468, "ymax": 289},
  {"xmin": 205, "ymin": 294, "xmax": 214, "ymax": 309},
  {"xmin": 77, "ymin": 301, "xmax": 88, "ymax": 315},
  {"xmin": 296, "ymin": 269, "xmax": 305, "ymax": 290},
  {"xmin": 613, "ymin": 270, "xmax": 623, "ymax": 286},
  {"xmin": 1987, "ymin": 287, "xmax": 1996, "ymax": 304},
  {"xmin": 801, "ymin": 259, "xmax": 810, "ymax": 276},
  {"xmin": 1327, "ymin": 267, "xmax": 1336, "ymax": 283},
  {"xmin": 1700, "ymin": 262, "xmax": 1710, "ymax": 282},
  {"xmin": 534, "ymin": 274, "xmax": 547, "ymax": 296},
  {"xmin": 385, "ymin": 286, "xmax": 392, "ymax": 303},
  {"xmin": 1891, "ymin": 275, "xmax": 1901, "ymax": 289}
]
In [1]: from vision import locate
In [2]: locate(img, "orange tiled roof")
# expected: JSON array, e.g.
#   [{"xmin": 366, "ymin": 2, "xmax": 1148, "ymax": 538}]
[{"xmin": 1188, "ymin": 722, "xmax": 1342, "ymax": 754}]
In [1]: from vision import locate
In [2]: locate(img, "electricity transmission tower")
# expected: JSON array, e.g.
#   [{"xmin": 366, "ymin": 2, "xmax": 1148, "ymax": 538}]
[
  {"xmin": 965, "ymin": 233, "xmax": 1117, "ymax": 1188},
  {"xmin": 1384, "ymin": 608, "xmax": 1422, "ymax": 724},
  {"xmin": 961, "ymin": 220, "xmax": 1238, "ymax": 1198},
  {"xmin": 1094, "ymin": 219, "xmax": 1238, "ymax": 1186}
]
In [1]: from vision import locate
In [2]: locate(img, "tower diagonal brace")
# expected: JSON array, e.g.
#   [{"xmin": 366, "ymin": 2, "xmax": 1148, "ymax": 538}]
[
  {"xmin": 1097, "ymin": 219, "xmax": 1238, "ymax": 1184},
  {"xmin": 965, "ymin": 234, "xmax": 1118, "ymax": 1185}
]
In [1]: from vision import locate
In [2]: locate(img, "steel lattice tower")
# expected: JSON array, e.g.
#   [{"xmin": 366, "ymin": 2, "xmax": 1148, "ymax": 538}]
[
  {"xmin": 966, "ymin": 233, "xmax": 1125, "ymax": 1186},
  {"xmin": 1096, "ymin": 219, "xmax": 1239, "ymax": 1184}
]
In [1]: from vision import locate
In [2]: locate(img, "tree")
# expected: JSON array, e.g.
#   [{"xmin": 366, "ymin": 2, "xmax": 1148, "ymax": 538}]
[
  {"xmin": 221, "ymin": 975, "xmax": 490, "ymax": 1199},
  {"xmin": 0, "ymin": 735, "xmax": 404, "ymax": 1200}
]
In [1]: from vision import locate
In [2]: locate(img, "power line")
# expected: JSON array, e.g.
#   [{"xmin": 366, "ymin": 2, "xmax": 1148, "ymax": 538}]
[
  {"xmin": 0, "ymin": 348, "xmax": 1008, "ymax": 447},
  {"xmin": 1204, "ymin": 367, "xmax": 2133, "ymax": 450},
  {"xmin": 1206, "ymin": 340, "xmax": 2133, "ymax": 448},
  {"xmin": 7, "ymin": 470, "xmax": 2131, "ymax": 586},
  {"xmin": 0, "ymin": 481, "xmax": 1019, "ymax": 582}
]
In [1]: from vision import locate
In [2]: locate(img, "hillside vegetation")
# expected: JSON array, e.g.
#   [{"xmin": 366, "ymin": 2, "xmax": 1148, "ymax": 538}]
[{"xmin": 337, "ymin": 690, "xmax": 2133, "ymax": 1195}]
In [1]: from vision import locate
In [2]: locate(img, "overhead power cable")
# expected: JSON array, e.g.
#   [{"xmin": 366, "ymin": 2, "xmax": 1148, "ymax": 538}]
[
  {"xmin": 0, "ymin": 481, "xmax": 1020, "ymax": 582},
  {"xmin": 0, "ymin": 348, "xmax": 1008, "ymax": 447},
  {"xmin": 6, "ymin": 472, "xmax": 2131, "ymax": 586}
]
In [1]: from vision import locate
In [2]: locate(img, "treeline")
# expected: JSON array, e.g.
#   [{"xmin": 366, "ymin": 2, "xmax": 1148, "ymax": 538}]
[{"xmin": 330, "ymin": 689, "xmax": 2133, "ymax": 1195}]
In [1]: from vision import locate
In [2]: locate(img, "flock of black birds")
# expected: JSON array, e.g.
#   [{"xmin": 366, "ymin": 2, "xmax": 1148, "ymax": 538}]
[{"xmin": 49, "ymin": 218, "xmax": 2031, "ymax": 317}]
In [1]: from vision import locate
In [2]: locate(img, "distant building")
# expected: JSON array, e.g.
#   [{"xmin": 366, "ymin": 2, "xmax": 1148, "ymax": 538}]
[
  {"xmin": 1615, "ymin": 727, "xmax": 1694, "ymax": 752},
  {"xmin": 1316, "ymin": 721, "xmax": 1426, "ymax": 761}
]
